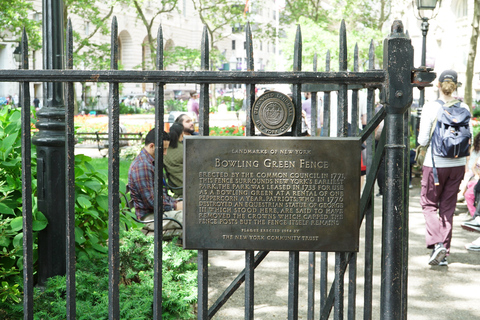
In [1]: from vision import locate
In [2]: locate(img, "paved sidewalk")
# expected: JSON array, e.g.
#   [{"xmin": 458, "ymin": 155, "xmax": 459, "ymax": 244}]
[{"xmin": 207, "ymin": 176, "xmax": 480, "ymax": 319}]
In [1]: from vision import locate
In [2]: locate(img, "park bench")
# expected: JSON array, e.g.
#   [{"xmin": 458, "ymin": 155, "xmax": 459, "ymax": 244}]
[{"xmin": 75, "ymin": 131, "xmax": 144, "ymax": 156}]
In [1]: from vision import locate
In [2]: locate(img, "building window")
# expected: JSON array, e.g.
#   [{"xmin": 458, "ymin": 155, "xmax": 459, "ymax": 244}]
[
  {"xmin": 244, "ymin": 41, "xmax": 246, "ymax": 49},
  {"xmin": 455, "ymin": 0, "xmax": 468, "ymax": 18},
  {"xmin": 260, "ymin": 41, "xmax": 263, "ymax": 51},
  {"xmin": 232, "ymin": 40, "xmax": 236, "ymax": 50},
  {"xmin": 85, "ymin": 21, "xmax": 90, "ymax": 36}
]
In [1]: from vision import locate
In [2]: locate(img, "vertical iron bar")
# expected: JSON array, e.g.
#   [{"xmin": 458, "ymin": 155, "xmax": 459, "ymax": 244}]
[
  {"xmin": 363, "ymin": 40, "xmax": 376, "ymax": 320},
  {"xmin": 198, "ymin": 25, "xmax": 210, "ymax": 320},
  {"xmin": 245, "ymin": 23, "xmax": 255, "ymax": 137},
  {"xmin": 320, "ymin": 49, "xmax": 330, "ymax": 320},
  {"xmin": 288, "ymin": 24, "xmax": 302, "ymax": 320},
  {"xmin": 198, "ymin": 250, "xmax": 209, "ymax": 320},
  {"xmin": 199, "ymin": 26, "xmax": 210, "ymax": 136},
  {"xmin": 320, "ymin": 252, "xmax": 328, "ymax": 315},
  {"xmin": 292, "ymin": 25, "xmax": 302, "ymax": 136},
  {"xmin": 245, "ymin": 251, "xmax": 254, "ymax": 319},
  {"xmin": 381, "ymin": 20, "xmax": 412, "ymax": 320},
  {"xmin": 308, "ymin": 54, "xmax": 318, "ymax": 317},
  {"xmin": 322, "ymin": 50, "xmax": 331, "ymax": 137},
  {"xmin": 288, "ymin": 251, "xmax": 300, "ymax": 320},
  {"xmin": 243, "ymin": 27, "xmax": 255, "ymax": 308},
  {"xmin": 337, "ymin": 20, "xmax": 348, "ymax": 138},
  {"xmin": 334, "ymin": 253, "xmax": 345, "ymax": 320},
  {"xmin": 347, "ymin": 42, "xmax": 359, "ymax": 320},
  {"xmin": 65, "ymin": 19, "xmax": 76, "ymax": 320},
  {"xmin": 335, "ymin": 19, "xmax": 348, "ymax": 320},
  {"xmin": 351, "ymin": 44, "xmax": 359, "ymax": 136},
  {"xmin": 20, "ymin": 29, "xmax": 33, "ymax": 320},
  {"xmin": 307, "ymin": 252, "xmax": 315, "ymax": 320},
  {"xmin": 310, "ymin": 53, "xmax": 318, "ymax": 137},
  {"xmin": 347, "ymin": 253, "xmax": 357, "ymax": 320},
  {"xmin": 153, "ymin": 24, "xmax": 165, "ymax": 319},
  {"xmin": 402, "ymin": 110, "xmax": 410, "ymax": 320},
  {"xmin": 108, "ymin": 16, "xmax": 120, "ymax": 320}
]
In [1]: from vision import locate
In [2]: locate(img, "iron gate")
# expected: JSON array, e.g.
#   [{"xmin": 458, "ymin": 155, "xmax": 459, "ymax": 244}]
[{"xmin": 1, "ymin": 13, "xmax": 424, "ymax": 320}]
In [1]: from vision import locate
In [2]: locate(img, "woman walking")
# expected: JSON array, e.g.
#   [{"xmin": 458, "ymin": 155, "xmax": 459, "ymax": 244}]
[{"xmin": 418, "ymin": 70, "xmax": 473, "ymax": 266}]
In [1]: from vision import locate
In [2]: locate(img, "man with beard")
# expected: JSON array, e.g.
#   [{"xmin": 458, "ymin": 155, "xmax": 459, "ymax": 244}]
[{"xmin": 175, "ymin": 113, "xmax": 197, "ymax": 136}]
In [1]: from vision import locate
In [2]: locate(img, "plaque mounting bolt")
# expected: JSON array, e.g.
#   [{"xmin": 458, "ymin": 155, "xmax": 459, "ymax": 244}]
[{"xmin": 395, "ymin": 90, "xmax": 403, "ymax": 98}]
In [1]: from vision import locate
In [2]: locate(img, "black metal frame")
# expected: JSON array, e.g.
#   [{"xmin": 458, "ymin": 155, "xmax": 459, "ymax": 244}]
[{"xmin": 5, "ymin": 17, "xmax": 417, "ymax": 320}]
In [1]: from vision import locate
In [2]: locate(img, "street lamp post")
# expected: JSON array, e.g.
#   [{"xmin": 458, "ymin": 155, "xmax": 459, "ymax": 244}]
[{"xmin": 414, "ymin": 0, "xmax": 440, "ymax": 145}]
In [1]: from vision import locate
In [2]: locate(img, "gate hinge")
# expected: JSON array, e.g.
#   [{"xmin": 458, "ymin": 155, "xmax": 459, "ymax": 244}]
[{"xmin": 412, "ymin": 67, "xmax": 436, "ymax": 89}]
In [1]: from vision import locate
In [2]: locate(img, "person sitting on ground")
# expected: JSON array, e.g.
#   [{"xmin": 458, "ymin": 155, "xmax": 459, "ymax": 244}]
[
  {"xmin": 458, "ymin": 132, "xmax": 480, "ymax": 202},
  {"xmin": 128, "ymin": 128, "xmax": 183, "ymax": 233},
  {"xmin": 175, "ymin": 113, "xmax": 197, "ymax": 135},
  {"xmin": 463, "ymin": 156, "xmax": 480, "ymax": 217},
  {"xmin": 163, "ymin": 122, "xmax": 184, "ymax": 198},
  {"xmin": 462, "ymin": 182, "xmax": 480, "ymax": 251}
]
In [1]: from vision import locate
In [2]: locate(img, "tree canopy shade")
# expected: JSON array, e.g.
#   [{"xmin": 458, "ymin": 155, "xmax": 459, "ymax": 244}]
[
  {"xmin": 0, "ymin": 0, "xmax": 41, "ymax": 50},
  {"xmin": 277, "ymin": 0, "xmax": 389, "ymax": 71}
]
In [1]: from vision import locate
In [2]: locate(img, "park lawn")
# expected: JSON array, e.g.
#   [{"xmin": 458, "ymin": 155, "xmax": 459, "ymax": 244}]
[{"xmin": 88, "ymin": 157, "xmax": 131, "ymax": 188}]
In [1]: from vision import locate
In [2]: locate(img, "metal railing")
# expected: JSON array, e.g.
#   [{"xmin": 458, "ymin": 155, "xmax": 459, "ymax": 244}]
[{"xmin": 1, "ymin": 17, "xmax": 415, "ymax": 320}]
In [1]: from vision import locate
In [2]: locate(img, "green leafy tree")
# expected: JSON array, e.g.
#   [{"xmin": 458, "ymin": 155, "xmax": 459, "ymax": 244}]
[
  {"xmin": 191, "ymin": 0, "xmax": 245, "ymax": 67},
  {"xmin": 0, "ymin": 0, "xmax": 41, "ymax": 50},
  {"xmin": 273, "ymin": 0, "xmax": 390, "ymax": 71},
  {"xmin": 465, "ymin": 0, "xmax": 480, "ymax": 109},
  {"xmin": 164, "ymin": 46, "xmax": 201, "ymax": 70},
  {"xmin": 64, "ymin": 0, "xmax": 118, "ymax": 70}
]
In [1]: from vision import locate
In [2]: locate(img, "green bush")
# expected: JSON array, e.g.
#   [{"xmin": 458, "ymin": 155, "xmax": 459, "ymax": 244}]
[
  {"xmin": 217, "ymin": 96, "xmax": 243, "ymax": 111},
  {"xmin": 0, "ymin": 105, "xmax": 47, "ymax": 304},
  {"xmin": 1, "ymin": 230, "xmax": 198, "ymax": 319},
  {"xmin": 165, "ymin": 99, "xmax": 187, "ymax": 112},
  {"xmin": 73, "ymin": 154, "xmax": 141, "ymax": 260},
  {"xmin": 119, "ymin": 102, "xmax": 138, "ymax": 114},
  {"xmin": 472, "ymin": 105, "xmax": 480, "ymax": 118}
]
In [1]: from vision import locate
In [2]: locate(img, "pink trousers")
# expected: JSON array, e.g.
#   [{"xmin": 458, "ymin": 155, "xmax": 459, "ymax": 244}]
[
  {"xmin": 465, "ymin": 180, "xmax": 478, "ymax": 216},
  {"xmin": 420, "ymin": 166, "xmax": 465, "ymax": 254}
]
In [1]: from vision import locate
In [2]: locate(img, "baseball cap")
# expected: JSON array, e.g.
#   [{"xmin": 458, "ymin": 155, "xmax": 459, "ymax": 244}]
[{"xmin": 439, "ymin": 70, "xmax": 457, "ymax": 84}]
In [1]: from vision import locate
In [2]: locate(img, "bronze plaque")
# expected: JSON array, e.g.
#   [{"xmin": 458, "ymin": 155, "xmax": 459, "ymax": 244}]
[
  {"xmin": 252, "ymin": 91, "xmax": 295, "ymax": 136},
  {"xmin": 183, "ymin": 137, "xmax": 361, "ymax": 252}
]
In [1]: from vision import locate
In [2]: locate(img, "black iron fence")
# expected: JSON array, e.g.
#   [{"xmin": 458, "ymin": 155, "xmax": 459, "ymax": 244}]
[{"xmin": 1, "ymin": 16, "xmax": 419, "ymax": 319}]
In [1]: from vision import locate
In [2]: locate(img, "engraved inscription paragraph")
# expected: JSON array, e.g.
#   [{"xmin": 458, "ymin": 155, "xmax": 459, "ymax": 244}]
[{"xmin": 184, "ymin": 137, "xmax": 361, "ymax": 252}]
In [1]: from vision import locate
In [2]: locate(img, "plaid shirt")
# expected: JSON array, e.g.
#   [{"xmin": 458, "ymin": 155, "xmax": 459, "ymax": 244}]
[{"xmin": 128, "ymin": 148, "xmax": 177, "ymax": 220}]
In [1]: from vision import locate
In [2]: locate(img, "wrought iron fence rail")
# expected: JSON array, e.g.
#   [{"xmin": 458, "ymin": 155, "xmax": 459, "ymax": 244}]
[
  {"xmin": 0, "ymin": 70, "xmax": 386, "ymax": 85},
  {"xmin": 15, "ymin": 14, "xmax": 412, "ymax": 320}
]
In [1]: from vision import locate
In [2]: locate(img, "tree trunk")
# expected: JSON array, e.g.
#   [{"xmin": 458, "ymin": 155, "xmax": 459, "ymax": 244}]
[{"xmin": 465, "ymin": 0, "xmax": 480, "ymax": 110}]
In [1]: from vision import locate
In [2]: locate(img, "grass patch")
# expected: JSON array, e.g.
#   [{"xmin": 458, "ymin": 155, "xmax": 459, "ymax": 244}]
[{"xmin": 87, "ymin": 157, "xmax": 131, "ymax": 187}]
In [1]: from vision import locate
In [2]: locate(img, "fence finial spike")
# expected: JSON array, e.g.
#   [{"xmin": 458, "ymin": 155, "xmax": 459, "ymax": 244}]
[
  {"xmin": 157, "ymin": 24, "xmax": 163, "ymax": 70},
  {"xmin": 391, "ymin": 20, "xmax": 404, "ymax": 35}
]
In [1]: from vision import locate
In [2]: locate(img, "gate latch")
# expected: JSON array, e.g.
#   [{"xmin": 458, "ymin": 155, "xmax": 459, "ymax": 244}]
[{"xmin": 412, "ymin": 67, "xmax": 436, "ymax": 89}]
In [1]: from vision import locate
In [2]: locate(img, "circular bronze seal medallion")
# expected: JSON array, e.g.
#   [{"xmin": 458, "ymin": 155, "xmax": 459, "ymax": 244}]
[{"xmin": 252, "ymin": 91, "xmax": 295, "ymax": 136}]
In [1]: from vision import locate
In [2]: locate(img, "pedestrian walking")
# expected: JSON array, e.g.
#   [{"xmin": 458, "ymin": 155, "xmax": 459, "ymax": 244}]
[{"xmin": 418, "ymin": 69, "xmax": 473, "ymax": 266}]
